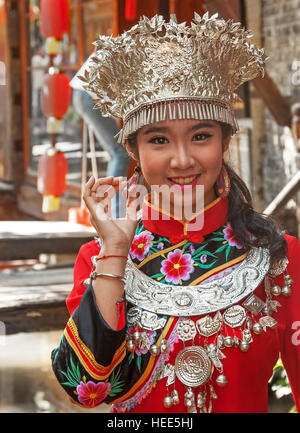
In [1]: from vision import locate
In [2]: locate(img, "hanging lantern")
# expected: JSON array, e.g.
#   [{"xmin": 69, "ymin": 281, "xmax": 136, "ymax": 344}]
[
  {"xmin": 37, "ymin": 149, "xmax": 68, "ymax": 213},
  {"xmin": 125, "ymin": 0, "xmax": 137, "ymax": 21},
  {"xmin": 41, "ymin": 67, "xmax": 72, "ymax": 133},
  {"xmin": 39, "ymin": 0, "xmax": 70, "ymax": 40}
]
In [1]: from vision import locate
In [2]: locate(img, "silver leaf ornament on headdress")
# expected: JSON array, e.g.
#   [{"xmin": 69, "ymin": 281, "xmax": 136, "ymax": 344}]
[{"xmin": 76, "ymin": 13, "xmax": 267, "ymax": 145}]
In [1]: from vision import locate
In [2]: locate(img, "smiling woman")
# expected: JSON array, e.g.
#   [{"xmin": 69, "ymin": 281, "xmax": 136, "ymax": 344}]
[{"xmin": 51, "ymin": 13, "xmax": 300, "ymax": 414}]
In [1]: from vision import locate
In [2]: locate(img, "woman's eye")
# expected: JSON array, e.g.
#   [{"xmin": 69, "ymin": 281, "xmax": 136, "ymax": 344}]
[
  {"xmin": 149, "ymin": 136, "xmax": 168, "ymax": 145},
  {"xmin": 193, "ymin": 133, "xmax": 212, "ymax": 141}
]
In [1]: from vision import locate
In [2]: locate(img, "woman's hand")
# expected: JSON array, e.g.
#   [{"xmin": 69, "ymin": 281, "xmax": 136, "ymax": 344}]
[{"xmin": 83, "ymin": 176, "xmax": 140, "ymax": 251}]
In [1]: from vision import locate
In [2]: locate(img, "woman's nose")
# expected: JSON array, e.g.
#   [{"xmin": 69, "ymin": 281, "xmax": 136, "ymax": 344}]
[{"xmin": 170, "ymin": 142, "xmax": 195, "ymax": 169}]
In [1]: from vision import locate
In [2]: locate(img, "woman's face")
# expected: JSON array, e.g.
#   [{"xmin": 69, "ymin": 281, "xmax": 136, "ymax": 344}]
[{"xmin": 129, "ymin": 119, "xmax": 230, "ymax": 219}]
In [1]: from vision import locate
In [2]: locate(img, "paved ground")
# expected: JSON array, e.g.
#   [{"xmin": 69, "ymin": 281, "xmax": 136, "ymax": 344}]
[
  {"xmin": 0, "ymin": 330, "xmax": 295, "ymax": 413},
  {"xmin": 0, "ymin": 330, "xmax": 109, "ymax": 413}
]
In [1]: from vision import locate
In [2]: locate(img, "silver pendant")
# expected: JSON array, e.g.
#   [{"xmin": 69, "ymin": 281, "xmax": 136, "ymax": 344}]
[
  {"xmin": 268, "ymin": 257, "xmax": 288, "ymax": 277},
  {"xmin": 137, "ymin": 331, "xmax": 151, "ymax": 351},
  {"xmin": 259, "ymin": 315, "xmax": 277, "ymax": 330},
  {"xmin": 196, "ymin": 311, "xmax": 223, "ymax": 337},
  {"xmin": 266, "ymin": 299, "xmax": 281, "ymax": 313},
  {"xmin": 242, "ymin": 329, "xmax": 253, "ymax": 343},
  {"xmin": 242, "ymin": 293, "xmax": 266, "ymax": 315},
  {"xmin": 206, "ymin": 343, "xmax": 226, "ymax": 369},
  {"xmin": 223, "ymin": 305, "xmax": 246, "ymax": 328},
  {"xmin": 175, "ymin": 346, "xmax": 213, "ymax": 387},
  {"xmin": 176, "ymin": 319, "xmax": 197, "ymax": 342},
  {"xmin": 140, "ymin": 310, "xmax": 167, "ymax": 331},
  {"xmin": 162, "ymin": 363, "xmax": 175, "ymax": 386}
]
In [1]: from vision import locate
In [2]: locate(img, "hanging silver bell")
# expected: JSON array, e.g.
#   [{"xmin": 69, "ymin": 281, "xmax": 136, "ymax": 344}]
[
  {"xmin": 217, "ymin": 334, "xmax": 225, "ymax": 349},
  {"xmin": 252, "ymin": 322, "xmax": 263, "ymax": 334},
  {"xmin": 239, "ymin": 341, "xmax": 250, "ymax": 352},
  {"xmin": 163, "ymin": 395, "xmax": 173, "ymax": 408},
  {"xmin": 270, "ymin": 285, "xmax": 281, "ymax": 296},
  {"xmin": 132, "ymin": 331, "xmax": 141, "ymax": 343},
  {"xmin": 149, "ymin": 344, "xmax": 160, "ymax": 356},
  {"xmin": 184, "ymin": 387, "xmax": 195, "ymax": 408},
  {"xmin": 197, "ymin": 392, "xmax": 206, "ymax": 408},
  {"xmin": 216, "ymin": 374, "xmax": 228, "ymax": 387},
  {"xmin": 160, "ymin": 339, "xmax": 169, "ymax": 354},
  {"xmin": 284, "ymin": 275, "xmax": 293, "ymax": 286},
  {"xmin": 171, "ymin": 389, "xmax": 179, "ymax": 405},
  {"xmin": 184, "ymin": 398, "xmax": 193, "ymax": 408},
  {"xmin": 126, "ymin": 339, "xmax": 136, "ymax": 352},
  {"xmin": 185, "ymin": 387, "xmax": 194, "ymax": 399},
  {"xmin": 281, "ymin": 285, "xmax": 291, "ymax": 297},
  {"xmin": 224, "ymin": 336, "xmax": 234, "ymax": 347}
]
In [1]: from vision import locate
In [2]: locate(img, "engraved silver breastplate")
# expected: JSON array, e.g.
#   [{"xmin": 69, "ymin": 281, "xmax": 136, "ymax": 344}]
[{"xmin": 124, "ymin": 247, "xmax": 270, "ymax": 316}]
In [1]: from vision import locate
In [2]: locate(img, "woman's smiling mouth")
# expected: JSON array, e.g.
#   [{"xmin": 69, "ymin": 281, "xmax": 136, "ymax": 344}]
[{"xmin": 168, "ymin": 174, "xmax": 200, "ymax": 186}]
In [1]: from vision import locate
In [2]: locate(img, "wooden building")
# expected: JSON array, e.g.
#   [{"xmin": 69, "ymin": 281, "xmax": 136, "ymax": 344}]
[
  {"xmin": 0, "ymin": 0, "xmax": 208, "ymax": 221},
  {"xmin": 0, "ymin": 0, "xmax": 297, "ymax": 225}
]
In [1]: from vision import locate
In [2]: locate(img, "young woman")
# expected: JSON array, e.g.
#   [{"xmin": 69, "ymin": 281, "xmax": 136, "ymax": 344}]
[{"xmin": 51, "ymin": 13, "xmax": 300, "ymax": 413}]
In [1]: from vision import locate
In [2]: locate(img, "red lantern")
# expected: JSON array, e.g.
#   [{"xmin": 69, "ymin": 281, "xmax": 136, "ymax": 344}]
[
  {"xmin": 37, "ymin": 150, "xmax": 68, "ymax": 196},
  {"xmin": 37, "ymin": 149, "xmax": 68, "ymax": 212},
  {"xmin": 125, "ymin": 0, "xmax": 137, "ymax": 21},
  {"xmin": 41, "ymin": 68, "xmax": 72, "ymax": 119},
  {"xmin": 40, "ymin": 0, "xmax": 70, "ymax": 40}
]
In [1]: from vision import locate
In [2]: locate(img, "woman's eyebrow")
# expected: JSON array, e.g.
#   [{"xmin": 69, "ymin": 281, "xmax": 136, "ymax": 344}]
[
  {"xmin": 187, "ymin": 122, "xmax": 216, "ymax": 132},
  {"xmin": 142, "ymin": 126, "xmax": 169, "ymax": 135},
  {"xmin": 142, "ymin": 121, "xmax": 216, "ymax": 135}
]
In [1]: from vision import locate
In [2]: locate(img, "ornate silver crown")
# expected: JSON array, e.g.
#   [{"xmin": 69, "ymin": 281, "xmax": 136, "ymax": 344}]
[{"xmin": 78, "ymin": 12, "xmax": 267, "ymax": 144}]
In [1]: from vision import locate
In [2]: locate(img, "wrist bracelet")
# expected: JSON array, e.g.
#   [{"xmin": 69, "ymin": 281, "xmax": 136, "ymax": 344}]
[
  {"xmin": 96, "ymin": 254, "xmax": 128, "ymax": 261},
  {"xmin": 90, "ymin": 271, "xmax": 126, "ymax": 284}
]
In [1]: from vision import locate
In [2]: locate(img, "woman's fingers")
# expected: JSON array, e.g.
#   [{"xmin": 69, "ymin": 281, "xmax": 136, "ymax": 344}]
[{"xmin": 83, "ymin": 175, "xmax": 95, "ymax": 198}]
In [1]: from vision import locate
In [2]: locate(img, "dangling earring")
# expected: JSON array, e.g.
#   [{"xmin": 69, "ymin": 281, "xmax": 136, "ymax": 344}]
[
  {"xmin": 123, "ymin": 165, "xmax": 142, "ymax": 194},
  {"xmin": 216, "ymin": 163, "xmax": 230, "ymax": 198}
]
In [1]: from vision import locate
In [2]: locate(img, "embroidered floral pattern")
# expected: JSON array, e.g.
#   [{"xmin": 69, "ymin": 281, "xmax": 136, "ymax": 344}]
[
  {"xmin": 160, "ymin": 249, "xmax": 195, "ymax": 284},
  {"xmin": 58, "ymin": 354, "xmax": 124, "ymax": 407},
  {"xmin": 223, "ymin": 222, "xmax": 243, "ymax": 249},
  {"xmin": 130, "ymin": 231, "xmax": 154, "ymax": 261},
  {"xmin": 130, "ymin": 219, "xmax": 246, "ymax": 284},
  {"xmin": 77, "ymin": 381, "xmax": 111, "ymax": 407}
]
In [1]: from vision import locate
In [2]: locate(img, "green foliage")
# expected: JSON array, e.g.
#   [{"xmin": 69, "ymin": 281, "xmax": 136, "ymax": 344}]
[
  {"xmin": 108, "ymin": 368, "xmax": 125, "ymax": 397},
  {"xmin": 58, "ymin": 354, "xmax": 81, "ymax": 388},
  {"xmin": 270, "ymin": 358, "xmax": 296, "ymax": 413}
]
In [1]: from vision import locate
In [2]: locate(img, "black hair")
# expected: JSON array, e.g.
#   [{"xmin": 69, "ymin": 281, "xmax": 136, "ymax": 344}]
[{"xmin": 127, "ymin": 122, "xmax": 287, "ymax": 266}]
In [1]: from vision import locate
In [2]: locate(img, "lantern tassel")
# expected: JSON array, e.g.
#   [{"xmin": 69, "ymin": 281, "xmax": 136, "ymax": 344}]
[{"xmin": 42, "ymin": 195, "xmax": 60, "ymax": 213}]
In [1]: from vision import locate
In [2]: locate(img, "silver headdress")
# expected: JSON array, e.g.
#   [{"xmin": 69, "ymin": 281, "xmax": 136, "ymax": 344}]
[{"xmin": 77, "ymin": 12, "xmax": 266, "ymax": 145}]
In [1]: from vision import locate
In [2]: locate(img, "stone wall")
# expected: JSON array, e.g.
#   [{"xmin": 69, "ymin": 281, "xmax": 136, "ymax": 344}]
[{"xmin": 261, "ymin": 0, "xmax": 300, "ymax": 210}]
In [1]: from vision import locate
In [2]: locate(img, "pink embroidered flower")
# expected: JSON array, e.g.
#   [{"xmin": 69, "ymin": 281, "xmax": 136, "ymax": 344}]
[
  {"xmin": 130, "ymin": 231, "xmax": 154, "ymax": 261},
  {"xmin": 223, "ymin": 222, "xmax": 243, "ymax": 249},
  {"xmin": 160, "ymin": 249, "xmax": 194, "ymax": 284},
  {"xmin": 76, "ymin": 381, "xmax": 111, "ymax": 407}
]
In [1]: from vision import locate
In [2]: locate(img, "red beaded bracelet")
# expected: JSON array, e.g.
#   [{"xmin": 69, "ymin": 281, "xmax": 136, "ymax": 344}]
[{"xmin": 96, "ymin": 254, "xmax": 128, "ymax": 261}]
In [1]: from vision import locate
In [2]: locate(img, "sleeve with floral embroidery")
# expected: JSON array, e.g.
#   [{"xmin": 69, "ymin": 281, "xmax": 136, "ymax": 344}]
[{"xmin": 51, "ymin": 241, "xmax": 153, "ymax": 408}]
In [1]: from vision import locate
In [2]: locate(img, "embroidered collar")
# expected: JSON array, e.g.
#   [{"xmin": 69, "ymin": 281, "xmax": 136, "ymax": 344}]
[{"xmin": 142, "ymin": 195, "xmax": 229, "ymax": 244}]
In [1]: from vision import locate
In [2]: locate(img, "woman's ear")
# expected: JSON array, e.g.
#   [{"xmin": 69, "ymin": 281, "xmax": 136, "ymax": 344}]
[
  {"xmin": 222, "ymin": 134, "xmax": 231, "ymax": 153},
  {"xmin": 125, "ymin": 142, "xmax": 138, "ymax": 161}
]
